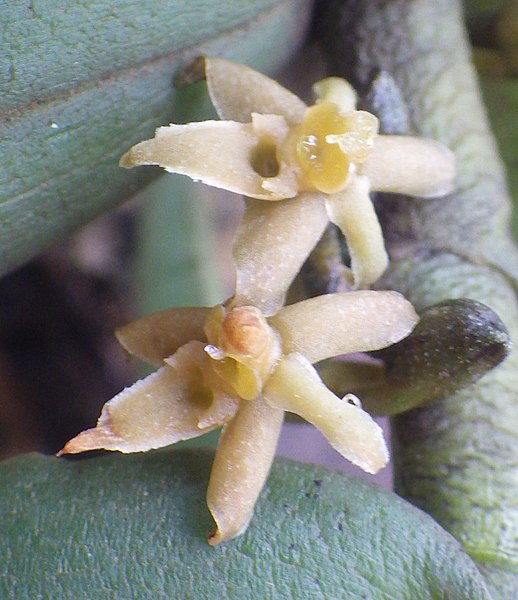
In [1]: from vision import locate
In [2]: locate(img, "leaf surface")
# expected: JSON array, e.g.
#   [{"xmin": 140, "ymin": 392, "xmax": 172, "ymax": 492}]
[
  {"xmin": 0, "ymin": 0, "xmax": 312, "ymax": 275},
  {"xmin": 0, "ymin": 450, "xmax": 491, "ymax": 599}
]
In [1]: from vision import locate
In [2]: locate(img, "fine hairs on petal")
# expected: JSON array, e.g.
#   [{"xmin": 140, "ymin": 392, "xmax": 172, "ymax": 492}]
[
  {"xmin": 360, "ymin": 136, "xmax": 456, "ymax": 197},
  {"xmin": 269, "ymin": 290, "xmax": 418, "ymax": 363},
  {"xmin": 207, "ymin": 397, "xmax": 284, "ymax": 545},
  {"xmin": 119, "ymin": 120, "xmax": 298, "ymax": 201},
  {"xmin": 58, "ymin": 424, "xmax": 124, "ymax": 455},
  {"xmin": 325, "ymin": 175, "xmax": 388, "ymax": 288},
  {"xmin": 232, "ymin": 193, "xmax": 328, "ymax": 315},
  {"xmin": 204, "ymin": 56, "xmax": 307, "ymax": 124},
  {"xmin": 60, "ymin": 342, "xmax": 239, "ymax": 455},
  {"xmin": 115, "ymin": 306, "xmax": 210, "ymax": 367},
  {"xmin": 263, "ymin": 353, "xmax": 389, "ymax": 474}
]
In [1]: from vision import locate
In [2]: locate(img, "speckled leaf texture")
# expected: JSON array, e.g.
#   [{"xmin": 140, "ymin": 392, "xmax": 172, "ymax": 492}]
[
  {"xmin": 0, "ymin": 0, "xmax": 313, "ymax": 276},
  {"xmin": 0, "ymin": 451, "xmax": 491, "ymax": 599}
]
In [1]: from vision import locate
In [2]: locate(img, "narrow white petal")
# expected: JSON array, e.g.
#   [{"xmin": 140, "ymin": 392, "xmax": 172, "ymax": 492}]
[
  {"xmin": 263, "ymin": 354, "xmax": 389, "ymax": 474},
  {"xmin": 205, "ymin": 57, "xmax": 306, "ymax": 124},
  {"xmin": 120, "ymin": 121, "xmax": 298, "ymax": 200},
  {"xmin": 269, "ymin": 290, "xmax": 418, "ymax": 363},
  {"xmin": 231, "ymin": 193, "xmax": 328, "ymax": 315},
  {"xmin": 325, "ymin": 175, "xmax": 388, "ymax": 288},
  {"xmin": 116, "ymin": 307, "xmax": 210, "ymax": 367},
  {"xmin": 60, "ymin": 342, "xmax": 238, "ymax": 454},
  {"xmin": 207, "ymin": 396, "xmax": 284, "ymax": 545},
  {"xmin": 360, "ymin": 136, "xmax": 456, "ymax": 197}
]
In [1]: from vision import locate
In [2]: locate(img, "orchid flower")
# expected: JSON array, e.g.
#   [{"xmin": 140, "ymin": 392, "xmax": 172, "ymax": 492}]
[
  {"xmin": 60, "ymin": 58, "xmax": 431, "ymax": 545},
  {"xmin": 60, "ymin": 291, "xmax": 418, "ymax": 545},
  {"xmin": 120, "ymin": 57, "xmax": 455, "ymax": 305}
]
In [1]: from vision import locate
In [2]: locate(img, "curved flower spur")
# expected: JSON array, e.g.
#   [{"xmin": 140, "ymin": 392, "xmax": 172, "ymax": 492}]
[
  {"xmin": 120, "ymin": 57, "xmax": 455, "ymax": 304},
  {"xmin": 60, "ymin": 291, "xmax": 418, "ymax": 544}
]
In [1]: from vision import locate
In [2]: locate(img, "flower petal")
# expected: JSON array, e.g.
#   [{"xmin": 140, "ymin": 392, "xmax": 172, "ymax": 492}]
[
  {"xmin": 263, "ymin": 353, "xmax": 389, "ymax": 474},
  {"xmin": 269, "ymin": 290, "xmax": 418, "ymax": 363},
  {"xmin": 116, "ymin": 307, "xmax": 210, "ymax": 367},
  {"xmin": 204, "ymin": 57, "xmax": 306, "ymax": 124},
  {"xmin": 120, "ymin": 121, "xmax": 298, "ymax": 200},
  {"xmin": 360, "ymin": 135, "xmax": 456, "ymax": 197},
  {"xmin": 206, "ymin": 396, "xmax": 284, "ymax": 545},
  {"xmin": 325, "ymin": 175, "xmax": 388, "ymax": 288},
  {"xmin": 231, "ymin": 193, "xmax": 328, "ymax": 315},
  {"xmin": 313, "ymin": 77, "xmax": 358, "ymax": 113},
  {"xmin": 59, "ymin": 342, "xmax": 238, "ymax": 454}
]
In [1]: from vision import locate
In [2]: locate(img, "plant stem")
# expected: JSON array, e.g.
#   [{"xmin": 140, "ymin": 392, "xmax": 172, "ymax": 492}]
[{"xmin": 316, "ymin": 0, "xmax": 518, "ymax": 595}]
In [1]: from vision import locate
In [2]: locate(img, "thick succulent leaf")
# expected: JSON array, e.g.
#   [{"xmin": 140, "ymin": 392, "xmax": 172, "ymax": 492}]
[
  {"xmin": 0, "ymin": 450, "xmax": 491, "ymax": 599},
  {"xmin": 133, "ymin": 174, "xmax": 225, "ymax": 326},
  {"xmin": 2, "ymin": 1, "xmax": 299, "ymax": 113},
  {"xmin": 0, "ymin": 0, "xmax": 313, "ymax": 275}
]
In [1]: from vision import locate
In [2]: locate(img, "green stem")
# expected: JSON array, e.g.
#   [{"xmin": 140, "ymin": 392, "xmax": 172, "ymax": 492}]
[
  {"xmin": 316, "ymin": 0, "xmax": 518, "ymax": 595},
  {"xmin": 135, "ymin": 174, "xmax": 224, "ymax": 313},
  {"xmin": 386, "ymin": 252, "xmax": 518, "ymax": 598}
]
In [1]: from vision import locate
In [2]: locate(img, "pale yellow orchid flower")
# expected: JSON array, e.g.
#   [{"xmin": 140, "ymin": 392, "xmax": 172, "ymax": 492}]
[
  {"xmin": 120, "ymin": 57, "xmax": 455, "ymax": 298},
  {"xmin": 60, "ymin": 290, "xmax": 418, "ymax": 545},
  {"xmin": 60, "ymin": 58, "xmax": 426, "ymax": 546}
]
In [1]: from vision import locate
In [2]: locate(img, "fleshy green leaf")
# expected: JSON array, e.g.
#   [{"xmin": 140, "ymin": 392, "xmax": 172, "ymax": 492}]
[
  {"xmin": 0, "ymin": 0, "xmax": 313, "ymax": 275},
  {"xmin": 1, "ymin": 450, "xmax": 491, "ymax": 599},
  {"xmin": 134, "ymin": 175, "xmax": 224, "ymax": 314}
]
